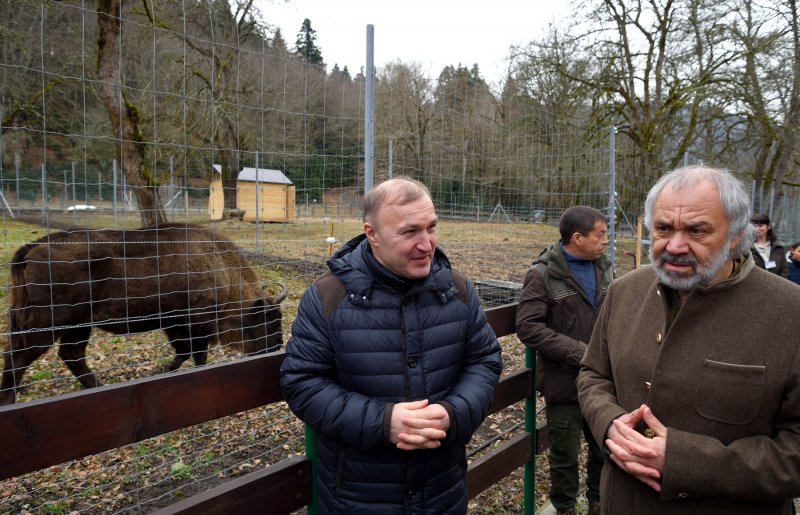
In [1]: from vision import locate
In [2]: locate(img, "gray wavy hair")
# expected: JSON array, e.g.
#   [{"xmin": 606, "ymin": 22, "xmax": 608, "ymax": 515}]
[{"xmin": 643, "ymin": 165, "xmax": 755, "ymax": 258}]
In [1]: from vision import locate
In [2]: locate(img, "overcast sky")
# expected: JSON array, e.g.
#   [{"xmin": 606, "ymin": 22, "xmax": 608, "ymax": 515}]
[{"xmin": 254, "ymin": 0, "xmax": 572, "ymax": 87}]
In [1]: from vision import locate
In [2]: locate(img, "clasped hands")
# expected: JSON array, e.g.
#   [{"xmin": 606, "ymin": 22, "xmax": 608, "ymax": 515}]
[
  {"xmin": 606, "ymin": 403, "xmax": 667, "ymax": 492},
  {"xmin": 389, "ymin": 399, "xmax": 450, "ymax": 451}
]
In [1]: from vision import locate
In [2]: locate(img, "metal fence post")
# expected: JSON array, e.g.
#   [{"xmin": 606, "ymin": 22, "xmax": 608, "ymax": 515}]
[
  {"xmin": 608, "ymin": 126, "xmax": 617, "ymax": 268},
  {"xmin": 364, "ymin": 24, "xmax": 374, "ymax": 195},
  {"xmin": 523, "ymin": 346, "xmax": 537, "ymax": 515},
  {"xmin": 305, "ymin": 425, "xmax": 318, "ymax": 514}
]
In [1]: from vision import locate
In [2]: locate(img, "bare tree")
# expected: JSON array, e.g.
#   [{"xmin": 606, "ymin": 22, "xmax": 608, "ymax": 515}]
[
  {"xmin": 532, "ymin": 0, "xmax": 738, "ymax": 186},
  {"xmin": 729, "ymin": 0, "xmax": 800, "ymax": 216},
  {"xmin": 375, "ymin": 61, "xmax": 436, "ymax": 181},
  {"xmin": 97, "ymin": 0, "xmax": 165, "ymax": 226}
]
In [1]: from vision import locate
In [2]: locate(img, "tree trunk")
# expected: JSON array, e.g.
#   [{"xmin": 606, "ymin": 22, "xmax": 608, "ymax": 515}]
[{"xmin": 97, "ymin": 0, "xmax": 165, "ymax": 227}]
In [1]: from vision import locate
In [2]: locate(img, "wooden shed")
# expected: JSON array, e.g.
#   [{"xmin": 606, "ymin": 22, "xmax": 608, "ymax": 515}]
[
  {"xmin": 208, "ymin": 164, "xmax": 224, "ymax": 220},
  {"xmin": 236, "ymin": 167, "xmax": 296, "ymax": 222}
]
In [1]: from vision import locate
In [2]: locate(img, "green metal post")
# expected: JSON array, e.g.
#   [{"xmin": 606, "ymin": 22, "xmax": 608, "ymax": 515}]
[
  {"xmin": 305, "ymin": 425, "xmax": 318, "ymax": 514},
  {"xmin": 523, "ymin": 346, "xmax": 537, "ymax": 515}
]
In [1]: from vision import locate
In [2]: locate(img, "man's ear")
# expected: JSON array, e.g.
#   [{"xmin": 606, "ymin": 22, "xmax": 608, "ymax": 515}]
[
  {"xmin": 730, "ymin": 233, "xmax": 742, "ymax": 254},
  {"xmin": 364, "ymin": 222, "xmax": 377, "ymax": 244},
  {"xmin": 571, "ymin": 232, "xmax": 582, "ymax": 245}
]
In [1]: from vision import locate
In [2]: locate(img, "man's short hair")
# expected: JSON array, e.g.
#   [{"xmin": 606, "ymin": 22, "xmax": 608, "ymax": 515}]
[
  {"xmin": 361, "ymin": 176, "xmax": 432, "ymax": 224},
  {"xmin": 643, "ymin": 164, "xmax": 755, "ymax": 257},
  {"xmin": 559, "ymin": 206, "xmax": 607, "ymax": 243}
]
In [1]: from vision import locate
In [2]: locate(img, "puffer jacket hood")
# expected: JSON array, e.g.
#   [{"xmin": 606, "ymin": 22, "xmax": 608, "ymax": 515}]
[{"xmin": 327, "ymin": 233, "xmax": 460, "ymax": 307}]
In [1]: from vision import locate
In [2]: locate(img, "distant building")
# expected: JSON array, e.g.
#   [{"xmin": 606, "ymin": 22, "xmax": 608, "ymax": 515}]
[
  {"xmin": 236, "ymin": 168, "xmax": 296, "ymax": 222},
  {"xmin": 207, "ymin": 166, "xmax": 296, "ymax": 222}
]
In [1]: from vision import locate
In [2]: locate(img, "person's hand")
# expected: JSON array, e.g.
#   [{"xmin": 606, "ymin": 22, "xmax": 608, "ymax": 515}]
[
  {"xmin": 606, "ymin": 404, "xmax": 668, "ymax": 492},
  {"xmin": 389, "ymin": 399, "xmax": 450, "ymax": 450}
]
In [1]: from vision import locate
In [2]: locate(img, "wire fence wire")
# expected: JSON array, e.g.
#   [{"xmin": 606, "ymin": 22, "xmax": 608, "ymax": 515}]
[{"xmin": 3, "ymin": 1, "xmax": 797, "ymax": 513}]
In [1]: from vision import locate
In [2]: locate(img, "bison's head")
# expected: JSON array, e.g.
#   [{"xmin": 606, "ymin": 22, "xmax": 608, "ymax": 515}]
[{"xmin": 241, "ymin": 283, "xmax": 288, "ymax": 355}]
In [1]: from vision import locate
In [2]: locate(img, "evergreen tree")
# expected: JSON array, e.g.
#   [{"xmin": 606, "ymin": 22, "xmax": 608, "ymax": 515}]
[
  {"xmin": 294, "ymin": 18, "xmax": 324, "ymax": 65},
  {"xmin": 272, "ymin": 27, "xmax": 287, "ymax": 53}
]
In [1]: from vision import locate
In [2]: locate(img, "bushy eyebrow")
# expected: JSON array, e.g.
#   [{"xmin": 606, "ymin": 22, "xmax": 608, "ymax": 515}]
[{"xmin": 397, "ymin": 217, "xmax": 438, "ymax": 232}]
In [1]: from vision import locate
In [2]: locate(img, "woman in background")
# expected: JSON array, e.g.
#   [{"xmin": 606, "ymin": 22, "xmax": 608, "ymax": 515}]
[{"xmin": 750, "ymin": 213, "xmax": 788, "ymax": 277}]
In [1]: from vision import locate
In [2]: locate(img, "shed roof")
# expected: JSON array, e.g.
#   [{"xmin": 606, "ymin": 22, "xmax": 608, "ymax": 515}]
[{"xmin": 237, "ymin": 167, "xmax": 293, "ymax": 184}]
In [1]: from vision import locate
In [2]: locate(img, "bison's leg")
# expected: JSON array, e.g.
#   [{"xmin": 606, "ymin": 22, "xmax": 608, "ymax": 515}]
[
  {"xmin": 163, "ymin": 327, "xmax": 210, "ymax": 372},
  {"xmin": 0, "ymin": 333, "xmax": 55, "ymax": 405},
  {"xmin": 57, "ymin": 327, "xmax": 100, "ymax": 389}
]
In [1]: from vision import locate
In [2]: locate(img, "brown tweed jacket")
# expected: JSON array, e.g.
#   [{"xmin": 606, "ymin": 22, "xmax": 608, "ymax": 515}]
[{"xmin": 578, "ymin": 255, "xmax": 800, "ymax": 514}]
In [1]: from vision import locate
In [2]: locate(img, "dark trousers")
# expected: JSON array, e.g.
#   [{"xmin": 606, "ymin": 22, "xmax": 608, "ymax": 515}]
[{"xmin": 545, "ymin": 402, "xmax": 604, "ymax": 511}]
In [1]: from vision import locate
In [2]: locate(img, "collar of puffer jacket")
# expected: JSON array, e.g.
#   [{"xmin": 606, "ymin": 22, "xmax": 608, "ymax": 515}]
[{"xmin": 326, "ymin": 234, "xmax": 456, "ymax": 306}]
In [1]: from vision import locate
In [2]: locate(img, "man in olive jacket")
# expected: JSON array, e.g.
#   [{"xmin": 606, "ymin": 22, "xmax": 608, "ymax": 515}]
[
  {"xmin": 516, "ymin": 205, "xmax": 613, "ymax": 515},
  {"xmin": 578, "ymin": 164, "xmax": 800, "ymax": 514}
]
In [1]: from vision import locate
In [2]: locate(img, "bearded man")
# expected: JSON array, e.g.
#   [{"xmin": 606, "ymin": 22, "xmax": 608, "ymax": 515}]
[{"xmin": 577, "ymin": 165, "xmax": 800, "ymax": 514}]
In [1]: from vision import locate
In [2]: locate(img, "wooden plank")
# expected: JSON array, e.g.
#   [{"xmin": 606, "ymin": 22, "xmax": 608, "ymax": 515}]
[
  {"xmin": 0, "ymin": 352, "xmax": 286, "ymax": 481},
  {"xmin": 487, "ymin": 368, "xmax": 532, "ymax": 416},
  {"xmin": 153, "ymin": 456, "xmax": 311, "ymax": 515},
  {"xmin": 467, "ymin": 432, "xmax": 532, "ymax": 499},
  {"xmin": 485, "ymin": 302, "xmax": 517, "ymax": 337}
]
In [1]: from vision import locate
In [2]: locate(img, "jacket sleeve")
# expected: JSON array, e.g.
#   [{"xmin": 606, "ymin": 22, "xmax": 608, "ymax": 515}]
[
  {"xmin": 658, "ymin": 344, "xmax": 800, "ymax": 502},
  {"xmin": 440, "ymin": 277, "xmax": 503, "ymax": 447},
  {"xmin": 516, "ymin": 266, "xmax": 587, "ymax": 367},
  {"xmin": 279, "ymin": 284, "xmax": 388, "ymax": 451},
  {"xmin": 576, "ymin": 282, "xmax": 628, "ymax": 448}
]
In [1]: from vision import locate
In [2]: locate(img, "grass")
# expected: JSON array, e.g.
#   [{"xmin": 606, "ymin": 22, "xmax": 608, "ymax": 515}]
[{"xmin": 0, "ymin": 211, "xmax": 641, "ymax": 513}]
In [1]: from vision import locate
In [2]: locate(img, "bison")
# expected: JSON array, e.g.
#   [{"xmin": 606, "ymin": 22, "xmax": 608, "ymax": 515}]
[{"xmin": 1, "ymin": 223, "xmax": 288, "ymax": 405}]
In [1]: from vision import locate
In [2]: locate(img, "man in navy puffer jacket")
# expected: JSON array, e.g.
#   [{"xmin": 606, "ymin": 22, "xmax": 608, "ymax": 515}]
[{"xmin": 280, "ymin": 177, "xmax": 503, "ymax": 514}]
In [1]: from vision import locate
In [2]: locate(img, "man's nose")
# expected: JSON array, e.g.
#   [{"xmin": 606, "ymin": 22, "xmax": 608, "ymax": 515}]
[
  {"xmin": 416, "ymin": 234, "xmax": 433, "ymax": 251},
  {"xmin": 665, "ymin": 232, "xmax": 689, "ymax": 253}
]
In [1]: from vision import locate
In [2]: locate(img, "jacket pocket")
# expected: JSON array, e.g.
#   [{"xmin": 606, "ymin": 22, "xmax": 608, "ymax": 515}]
[{"xmin": 694, "ymin": 359, "xmax": 765, "ymax": 424}]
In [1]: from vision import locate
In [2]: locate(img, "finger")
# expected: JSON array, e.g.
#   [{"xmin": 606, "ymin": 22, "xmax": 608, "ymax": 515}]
[
  {"xmin": 641, "ymin": 405, "xmax": 667, "ymax": 436},
  {"xmin": 607, "ymin": 435, "xmax": 656, "ymax": 463},
  {"xmin": 618, "ymin": 406, "xmax": 644, "ymax": 427},
  {"xmin": 637, "ymin": 475, "xmax": 663, "ymax": 492},
  {"xmin": 402, "ymin": 399, "xmax": 429, "ymax": 410},
  {"xmin": 396, "ymin": 433, "xmax": 441, "ymax": 450},
  {"xmin": 402, "ymin": 416, "xmax": 446, "ymax": 431},
  {"xmin": 612, "ymin": 420, "xmax": 658, "ymax": 456},
  {"xmin": 606, "ymin": 438, "xmax": 637, "ymax": 462},
  {"xmin": 399, "ymin": 427, "xmax": 447, "ymax": 441},
  {"xmin": 608, "ymin": 451, "xmax": 662, "ymax": 492}
]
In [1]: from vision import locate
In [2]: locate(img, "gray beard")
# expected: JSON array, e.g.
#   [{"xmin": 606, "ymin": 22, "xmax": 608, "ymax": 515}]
[{"xmin": 650, "ymin": 239, "xmax": 732, "ymax": 291}]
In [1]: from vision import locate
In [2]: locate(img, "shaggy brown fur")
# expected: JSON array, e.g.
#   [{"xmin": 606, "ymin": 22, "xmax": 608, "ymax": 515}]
[{"xmin": 1, "ymin": 223, "xmax": 287, "ymax": 404}]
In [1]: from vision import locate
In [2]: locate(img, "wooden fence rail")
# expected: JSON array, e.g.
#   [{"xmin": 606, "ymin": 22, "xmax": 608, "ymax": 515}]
[{"xmin": 0, "ymin": 302, "xmax": 542, "ymax": 514}]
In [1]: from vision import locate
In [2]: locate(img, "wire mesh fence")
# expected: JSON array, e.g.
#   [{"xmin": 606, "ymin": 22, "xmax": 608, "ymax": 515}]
[{"xmin": 3, "ymin": 1, "xmax": 797, "ymax": 513}]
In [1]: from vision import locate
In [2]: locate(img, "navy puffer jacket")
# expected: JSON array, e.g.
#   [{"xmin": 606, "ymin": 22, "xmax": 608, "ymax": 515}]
[{"xmin": 280, "ymin": 235, "xmax": 502, "ymax": 514}]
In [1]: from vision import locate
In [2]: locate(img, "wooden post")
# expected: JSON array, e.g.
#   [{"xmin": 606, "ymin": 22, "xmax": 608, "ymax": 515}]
[{"xmin": 635, "ymin": 217, "xmax": 643, "ymax": 268}]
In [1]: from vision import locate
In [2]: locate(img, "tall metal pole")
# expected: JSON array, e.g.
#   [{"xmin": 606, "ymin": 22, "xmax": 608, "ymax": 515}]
[
  {"xmin": 608, "ymin": 126, "xmax": 617, "ymax": 267},
  {"xmin": 364, "ymin": 24, "xmax": 375, "ymax": 195}
]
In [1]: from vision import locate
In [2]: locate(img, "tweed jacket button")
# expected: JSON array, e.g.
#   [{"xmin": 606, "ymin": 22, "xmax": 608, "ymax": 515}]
[
  {"xmin": 678, "ymin": 492, "xmax": 689, "ymax": 499},
  {"xmin": 656, "ymin": 333, "xmax": 662, "ymax": 344}
]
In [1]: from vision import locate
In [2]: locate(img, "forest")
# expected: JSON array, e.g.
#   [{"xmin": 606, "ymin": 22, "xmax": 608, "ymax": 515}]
[{"xmin": 1, "ymin": 0, "xmax": 799, "ymax": 229}]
